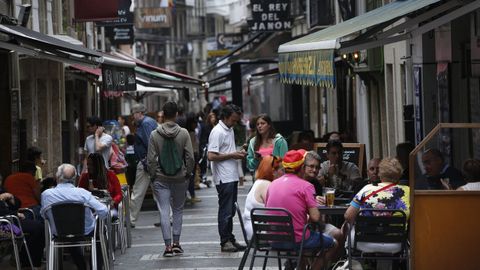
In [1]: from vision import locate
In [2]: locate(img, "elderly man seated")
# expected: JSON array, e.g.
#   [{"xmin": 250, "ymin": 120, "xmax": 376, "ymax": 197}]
[
  {"xmin": 41, "ymin": 163, "xmax": 108, "ymax": 270},
  {"xmin": 266, "ymin": 149, "xmax": 336, "ymax": 270},
  {"xmin": 421, "ymin": 148, "xmax": 465, "ymax": 190}
]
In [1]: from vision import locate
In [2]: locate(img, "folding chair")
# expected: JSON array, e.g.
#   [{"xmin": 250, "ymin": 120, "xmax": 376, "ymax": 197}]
[
  {"xmin": 346, "ymin": 209, "xmax": 409, "ymax": 270},
  {"xmin": 43, "ymin": 202, "xmax": 102, "ymax": 270},
  {"xmin": 0, "ymin": 215, "xmax": 34, "ymax": 270},
  {"xmin": 246, "ymin": 207, "xmax": 325, "ymax": 270}
]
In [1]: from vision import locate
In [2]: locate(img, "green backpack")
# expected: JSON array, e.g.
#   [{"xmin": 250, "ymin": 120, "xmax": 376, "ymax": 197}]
[{"xmin": 159, "ymin": 136, "xmax": 183, "ymax": 176}]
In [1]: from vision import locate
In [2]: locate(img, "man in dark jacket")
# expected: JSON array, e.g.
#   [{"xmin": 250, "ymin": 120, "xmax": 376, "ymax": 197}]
[
  {"xmin": 422, "ymin": 148, "xmax": 465, "ymax": 190},
  {"xmin": 147, "ymin": 101, "xmax": 194, "ymax": 257},
  {"xmin": 129, "ymin": 103, "xmax": 159, "ymax": 227}
]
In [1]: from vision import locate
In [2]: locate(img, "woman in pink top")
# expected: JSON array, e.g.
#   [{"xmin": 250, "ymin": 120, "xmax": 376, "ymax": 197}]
[{"xmin": 246, "ymin": 114, "xmax": 288, "ymax": 171}]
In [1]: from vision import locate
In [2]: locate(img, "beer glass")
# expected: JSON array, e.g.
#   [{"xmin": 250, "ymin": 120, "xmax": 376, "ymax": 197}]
[{"xmin": 323, "ymin": 187, "xmax": 335, "ymax": 207}]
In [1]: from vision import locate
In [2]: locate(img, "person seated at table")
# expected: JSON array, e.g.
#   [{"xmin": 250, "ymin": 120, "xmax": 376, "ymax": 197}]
[
  {"xmin": 457, "ymin": 159, "xmax": 480, "ymax": 190},
  {"xmin": 266, "ymin": 149, "xmax": 337, "ymax": 269},
  {"xmin": 318, "ymin": 141, "xmax": 362, "ymax": 196},
  {"xmin": 41, "ymin": 163, "xmax": 108, "ymax": 270},
  {"xmin": 421, "ymin": 148, "xmax": 465, "ymax": 190},
  {"xmin": 243, "ymin": 155, "xmax": 283, "ymax": 240},
  {"xmin": 344, "ymin": 157, "xmax": 410, "ymax": 253},
  {"xmin": 0, "ymin": 188, "xmax": 45, "ymax": 269},
  {"xmin": 78, "ymin": 153, "xmax": 123, "ymax": 217},
  {"xmin": 3, "ymin": 160, "xmax": 41, "ymax": 219},
  {"xmin": 304, "ymin": 151, "xmax": 345, "ymax": 260},
  {"xmin": 357, "ymin": 158, "xmax": 382, "ymax": 192}
]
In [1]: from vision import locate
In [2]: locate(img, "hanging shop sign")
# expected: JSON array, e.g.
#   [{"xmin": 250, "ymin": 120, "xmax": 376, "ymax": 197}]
[
  {"xmin": 217, "ymin": 33, "xmax": 244, "ymax": 50},
  {"xmin": 74, "ymin": 0, "xmax": 118, "ymax": 22},
  {"xmin": 102, "ymin": 65, "xmax": 137, "ymax": 92},
  {"xmin": 278, "ymin": 49, "xmax": 335, "ymax": 87},
  {"xmin": 105, "ymin": 25, "xmax": 134, "ymax": 45},
  {"xmin": 97, "ymin": 0, "xmax": 134, "ymax": 26},
  {"xmin": 134, "ymin": 8, "xmax": 172, "ymax": 28},
  {"xmin": 248, "ymin": 0, "xmax": 291, "ymax": 31}
]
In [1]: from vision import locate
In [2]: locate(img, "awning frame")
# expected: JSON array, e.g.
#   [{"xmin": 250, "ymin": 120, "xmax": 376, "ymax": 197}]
[{"xmin": 339, "ymin": 0, "xmax": 468, "ymax": 53}]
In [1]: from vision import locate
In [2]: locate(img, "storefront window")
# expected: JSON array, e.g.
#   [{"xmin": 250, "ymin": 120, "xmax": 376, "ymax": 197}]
[{"xmin": 243, "ymin": 67, "xmax": 293, "ymax": 123}]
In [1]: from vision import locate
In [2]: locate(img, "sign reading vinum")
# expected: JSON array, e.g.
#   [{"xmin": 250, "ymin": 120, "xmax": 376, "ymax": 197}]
[{"xmin": 249, "ymin": 0, "xmax": 291, "ymax": 31}]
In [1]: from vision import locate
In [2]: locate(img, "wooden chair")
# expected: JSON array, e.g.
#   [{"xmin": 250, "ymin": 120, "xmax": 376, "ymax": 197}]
[{"xmin": 346, "ymin": 209, "xmax": 409, "ymax": 270}]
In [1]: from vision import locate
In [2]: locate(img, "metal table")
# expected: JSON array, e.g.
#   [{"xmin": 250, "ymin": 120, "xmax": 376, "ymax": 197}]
[{"xmin": 318, "ymin": 205, "xmax": 349, "ymax": 216}]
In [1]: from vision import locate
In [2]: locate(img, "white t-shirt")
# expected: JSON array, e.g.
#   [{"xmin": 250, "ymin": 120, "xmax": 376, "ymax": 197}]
[
  {"xmin": 122, "ymin": 125, "xmax": 131, "ymax": 136},
  {"xmin": 208, "ymin": 120, "xmax": 239, "ymax": 185},
  {"xmin": 84, "ymin": 133, "xmax": 113, "ymax": 169}
]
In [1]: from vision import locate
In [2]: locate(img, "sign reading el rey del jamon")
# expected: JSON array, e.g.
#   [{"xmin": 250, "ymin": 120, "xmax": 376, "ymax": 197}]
[{"xmin": 249, "ymin": 0, "xmax": 291, "ymax": 32}]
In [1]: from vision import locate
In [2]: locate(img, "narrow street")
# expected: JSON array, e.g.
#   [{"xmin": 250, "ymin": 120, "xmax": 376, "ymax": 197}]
[{"xmin": 115, "ymin": 176, "xmax": 274, "ymax": 270}]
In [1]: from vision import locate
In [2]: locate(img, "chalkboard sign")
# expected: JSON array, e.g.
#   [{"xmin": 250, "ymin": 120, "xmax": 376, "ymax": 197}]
[
  {"xmin": 314, "ymin": 143, "xmax": 366, "ymax": 173},
  {"xmin": 102, "ymin": 64, "xmax": 136, "ymax": 91}
]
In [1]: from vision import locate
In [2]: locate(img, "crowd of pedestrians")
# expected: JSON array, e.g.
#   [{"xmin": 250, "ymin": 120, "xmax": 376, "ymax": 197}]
[{"xmin": 1, "ymin": 100, "xmax": 480, "ymax": 269}]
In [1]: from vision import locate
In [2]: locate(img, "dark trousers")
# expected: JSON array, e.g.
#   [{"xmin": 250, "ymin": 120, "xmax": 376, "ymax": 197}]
[
  {"xmin": 216, "ymin": 181, "xmax": 238, "ymax": 245},
  {"xmin": 20, "ymin": 219, "xmax": 45, "ymax": 267}
]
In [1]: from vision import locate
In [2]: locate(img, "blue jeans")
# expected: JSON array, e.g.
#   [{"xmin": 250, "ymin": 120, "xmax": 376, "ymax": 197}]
[{"xmin": 216, "ymin": 181, "xmax": 238, "ymax": 245}]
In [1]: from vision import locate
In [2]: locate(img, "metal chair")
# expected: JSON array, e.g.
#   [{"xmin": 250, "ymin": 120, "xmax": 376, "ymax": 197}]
[
  {"xmin": 0, "ymin": 215, "xmax": 34, "ymax": 270},
  {"xmin": 346, "ymin": 209, "xmax": 409, "ymax": 270},
  {"xmin": 111, "ymin": 199, "xmax": 127, "ymax": 254},
  {"xmin": 245, "ymin": 207, "xmax": 325, "ymax": 270},
  {"xmin": 235, "ymin": 202, "xmax": 251, "ymax": 269},
  {"xmin": 43, "ymin": 202, "xmax": 101, "ymax": 270},
  {"xmin": 121, "ymin": 185, "xmax": 132, "ymax": 248}
]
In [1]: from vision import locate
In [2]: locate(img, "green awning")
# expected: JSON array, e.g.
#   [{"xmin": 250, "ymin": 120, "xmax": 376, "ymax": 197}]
[
  {"xmin": 279, "ymin": 49, "xmax": 335, "ymax": 88},
  {"xmin": 278, "ymin": 0, "xmax": 442, "ymax": 87}
]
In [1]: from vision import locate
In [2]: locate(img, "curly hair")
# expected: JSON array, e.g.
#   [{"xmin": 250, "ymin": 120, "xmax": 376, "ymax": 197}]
[{"xmin": 378, "ymin": 157, "xmax": 403, "ymax": 183}]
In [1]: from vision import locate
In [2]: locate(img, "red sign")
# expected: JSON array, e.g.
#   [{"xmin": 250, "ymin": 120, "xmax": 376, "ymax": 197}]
[{"xmin": 74, "ymin": 0, "xmax": 119, "ymax": 22}]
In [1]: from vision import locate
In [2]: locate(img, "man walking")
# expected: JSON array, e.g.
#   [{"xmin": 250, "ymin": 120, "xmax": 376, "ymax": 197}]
[
  {"xmin": 208, "ymin": 104, "xmax": 247, "ymax": 252},
  {"xmin": 84, "ymin": 116, "xmax": 113, "ymax": 169},
  {"xmin": 147, "ymin": 101, "xmax": 194, "ymax": 256},
  {"xmin": 129, "ymin": 103, "xmax": 159, "ymax": 227}
]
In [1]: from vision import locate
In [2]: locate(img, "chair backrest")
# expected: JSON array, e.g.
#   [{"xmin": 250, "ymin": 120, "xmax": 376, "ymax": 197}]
[
  {"xmin": 48, "ymin": 202, "xmax": 86, "ymax": 238},
  {"xmin": 234, "ymin": 202, "xmax": 248, "ymax": 244},
  {"xmin": 354, "ymin": 209, "xmax": 407, "ymax": 247},
  {"xmin": 250, "ymin": 208, "xmax": 295, "ymax": 249}
]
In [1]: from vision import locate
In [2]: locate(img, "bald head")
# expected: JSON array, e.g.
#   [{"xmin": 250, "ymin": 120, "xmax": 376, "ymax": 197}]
[
  {"xmin": 367, "ymin": 158, "xmax": 381, "ymax": 181},
  {"xmin": 56, "ymin": 163, "xmax": 77, "ymax": 184}
]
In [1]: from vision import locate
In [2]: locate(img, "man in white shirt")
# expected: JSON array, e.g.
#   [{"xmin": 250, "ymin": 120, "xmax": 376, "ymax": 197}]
[
  {"xmin": 84, "ymin": 116, "xmax": 113, "ymax": 169},
  {"xmin": 208, "ymin": 104, "xmax": 247, "ymax": 252}
]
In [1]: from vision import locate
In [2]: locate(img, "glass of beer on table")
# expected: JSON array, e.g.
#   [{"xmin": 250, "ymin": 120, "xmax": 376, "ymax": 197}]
[{"xmin": 323, "ymin": 187, "xmax": 335, "ymax": 207}]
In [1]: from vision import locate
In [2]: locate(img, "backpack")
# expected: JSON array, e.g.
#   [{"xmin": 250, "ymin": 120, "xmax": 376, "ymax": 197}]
[{"xmin": 158, "ymin": 135, "xmax": 183, "ymax": 176}]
